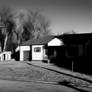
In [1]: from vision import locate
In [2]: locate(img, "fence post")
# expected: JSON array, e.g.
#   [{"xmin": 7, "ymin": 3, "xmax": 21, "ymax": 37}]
[{"xmin": 72, "ymin": 61, "xmax": 74, "ymax": 72}]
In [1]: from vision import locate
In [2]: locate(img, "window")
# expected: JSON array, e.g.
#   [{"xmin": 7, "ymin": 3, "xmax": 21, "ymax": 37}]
[{"xmin": 34, "ymin": 47, "xmax": 41, "ymax": 52}]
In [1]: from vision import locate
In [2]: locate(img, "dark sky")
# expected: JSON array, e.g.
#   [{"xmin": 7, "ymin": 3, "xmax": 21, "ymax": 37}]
[{"xmin": 0, "ymin": 0, "xmax": 92, "ymax": 34}]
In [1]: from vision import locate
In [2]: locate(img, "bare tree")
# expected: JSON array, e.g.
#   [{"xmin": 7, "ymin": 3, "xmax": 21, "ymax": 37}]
[
  {"xmin": 13, "ymin": 9, "xmax": 34, "ymax": 45},
  {"xmin": 0, "ymin": 6, "xmax": 14, "ymax": 51},
  {"xmin": 0, "ymin": 7, "xmax": 51, "ymax": 51},
  {"xmin": 14, "ymin": 9, "xmax": 51, "ymax": 44},
  {"xmin": 29, "ymin": 10, "xmax": 51, "ymax": 39}
]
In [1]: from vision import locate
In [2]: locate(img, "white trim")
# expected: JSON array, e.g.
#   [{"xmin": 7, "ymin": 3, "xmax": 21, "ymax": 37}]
[
  {"xmin": 15, "ymin": 46, "xmax": 20, "ymax": 52},
  {"xmin": 20, "ymin": 46, "xmax": 30, "ymax": 61},
  {"xmin": 48, "ymin": 38, "xmax": 63, "ymax": 46}
]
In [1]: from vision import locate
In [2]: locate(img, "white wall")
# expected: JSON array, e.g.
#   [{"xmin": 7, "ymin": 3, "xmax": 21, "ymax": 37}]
[
  {"xmin": 20, "ymin": 46, "xmax": 30, "ymax": 61},
  {"xmin": 0, "ymin": 51, "xmax": 11, "ymax": 61},
  {"xmin": 48, "ymin": 38, "xmax": 63, "ymax": 46},
  {"xmin": 32, "ymin": 45, "xmax": 44, "ymax": 61},
  {"xmin": 0, "ymin": 54, "xmax": 3, "ymax": 61}
]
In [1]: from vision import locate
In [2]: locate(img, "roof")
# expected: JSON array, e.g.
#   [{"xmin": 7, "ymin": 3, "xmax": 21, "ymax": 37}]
[
  {"xmin": 21, "ymin": 33, "xmax": 92, "ymax": 46},
  {"xmin": 21, "ymin": 36, "xmax": 55, "ymax": 46},
  {"xmin": 58, "ymin": 33, "xmax": 92, "ymax": 45}
]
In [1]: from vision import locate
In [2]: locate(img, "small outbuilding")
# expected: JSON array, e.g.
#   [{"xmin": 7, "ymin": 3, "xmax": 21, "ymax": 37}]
[{"xmin": 15, "ymin": 36, "xmax": 64, "ymax": 63}]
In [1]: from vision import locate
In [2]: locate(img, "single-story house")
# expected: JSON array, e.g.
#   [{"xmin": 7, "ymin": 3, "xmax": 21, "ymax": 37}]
[
  {"xmin": 58, "ymin": 33, "xmax": 92, "ymax": 59},
  {"xmin": 57, "ymin": 33, "xmax": 92, "ymax": 74},
  {"xmin": 14, "ymin": 36, "xmax": 64, "ymax": 63}
]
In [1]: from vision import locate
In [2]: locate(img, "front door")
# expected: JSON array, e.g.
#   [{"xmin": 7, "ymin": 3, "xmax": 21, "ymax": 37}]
[{"xmin": 24, "ymin": 51, "xmax": 30, "ymax": 61}]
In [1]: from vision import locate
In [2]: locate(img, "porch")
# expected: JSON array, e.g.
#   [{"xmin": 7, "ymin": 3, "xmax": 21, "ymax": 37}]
[{"xmin": 0, "ymin": 51, "xmax": 12, "ymax": 61}]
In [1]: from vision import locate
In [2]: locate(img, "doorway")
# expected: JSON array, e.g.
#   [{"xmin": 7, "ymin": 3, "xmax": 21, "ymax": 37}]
[
  {"xmin": 3, "ymin": 54, "xmax": 6, "ymax": 60},
  {"xmin": 24, "ymin": 50, "xmax": 31, "ymax": 61}
]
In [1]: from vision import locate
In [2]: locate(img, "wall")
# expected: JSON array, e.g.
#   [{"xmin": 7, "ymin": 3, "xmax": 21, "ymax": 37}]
[
  {"xmin": 48, "ymin": 38, "xmax": 63, "ymax": 46},
  {"xmin": 32, "ymin": 45, "xmax": 44, "ymax": 61},
  {"xmin": 20, "ymin": 46, "xmax": 30, "ymax": 61}
]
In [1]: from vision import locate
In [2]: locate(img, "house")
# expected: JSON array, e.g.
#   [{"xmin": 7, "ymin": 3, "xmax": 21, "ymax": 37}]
[
  {"xmin": 57, "ymin": 33, "xmax": 92, "ymax": 74},
  {"xmin": 14, "ymin": 36, "xmax": 64, "ymax": 63},
  {"xmin": 59, "ymin": 33, "xmax": 92, "ymax": 59},
  {"xmin": 12, "ymin": 33, "xmax": 92, "ymax": 74}
]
